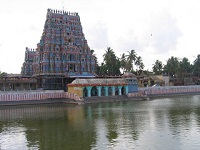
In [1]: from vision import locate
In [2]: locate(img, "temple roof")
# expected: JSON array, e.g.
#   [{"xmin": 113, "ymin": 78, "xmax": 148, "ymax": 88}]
[
  {"xmin": 71, "ymin": 78, "xmax": 127, "ymax": 85},
  {"xmin": 122, "ymin": 72, "xmax": 137, "ymax": 78}
]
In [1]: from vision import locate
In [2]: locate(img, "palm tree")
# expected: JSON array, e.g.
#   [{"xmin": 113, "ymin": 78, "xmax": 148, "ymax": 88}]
[
  {"xmin": 93, "ymin": 55, "xmax": 99, "ymax": 73},
  {"xmin": 193, "ymin": 54, "xmax": 200, "ymax": 77},
  {"xmin": 120, "ymin": 53, "xmax": 127, "ymax": 73},
  {"xmin": 135, "ymin": 56, "xmax": 144, "ymax": 75},
  {"xmin": 152, "ymin": 60, "xmax": 163, "ymax": 75},
  {"xmin": 126, "ymin": 50, "xmax": 137, "ymax": 71},
  {"xmin": 179, "ymin": 57, "xmax": 191, "ymax": 77},
  {"xmin": 125, "ymin": 59, "xmax": 133, "ymax": 72},
  {"xmin": 127, "ymin": 50, "xmax": 137, "ymax": 62},
  {"xmin": 103, "ymin": 47, "xmax": 114, "ymax": 66},
  {"xmin": 0, "ymin": 71, "xmax": 7, "ymax": 77},
  {"xmin": 99, "ymin": 63, "xmax": 107, "ymax": 75},
  {"xmin": 103, "ymin": 47, "xmax": 120, "ymax": 75},
  {"xmin": 164, "ymin": 56, "xmax": 179, "ymax": 77}
]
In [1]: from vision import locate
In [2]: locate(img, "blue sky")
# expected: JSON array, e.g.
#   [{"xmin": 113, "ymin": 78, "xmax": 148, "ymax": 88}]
[{"xmin": 0, "ymin": 0, "xmax": 200, "ymax": 73}]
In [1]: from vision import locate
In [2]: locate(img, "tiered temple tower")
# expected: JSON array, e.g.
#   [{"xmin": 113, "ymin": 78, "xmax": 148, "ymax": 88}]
[
  {"xmin": 21, "ymin": 47, "xmax": 36, "ymax": 76},
  {"xmin": 22, "ymin": 9, "xmax": 96, "ymax": 90}
]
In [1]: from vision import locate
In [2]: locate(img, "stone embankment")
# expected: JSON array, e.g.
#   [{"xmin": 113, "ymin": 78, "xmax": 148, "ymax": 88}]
[
  {"xmin": 128, "ymin": 85, "xmax": 200, "ymax": 98},
  {"xmin": 0, "ymin": 90, "xmax": 82, "ymax": 105},
  {"xmin": 1, "ymin": 85, "xmax": 200, "ymax": 106}
]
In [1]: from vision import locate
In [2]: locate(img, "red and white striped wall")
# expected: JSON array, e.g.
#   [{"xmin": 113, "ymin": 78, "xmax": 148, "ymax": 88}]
[
  {"xmin": 0, "ymin": 90, "xmax": 81, "ymax": 102},
  {"xmin": 128, "ymin": 85, "xmax": 200, "ymax": 97}
]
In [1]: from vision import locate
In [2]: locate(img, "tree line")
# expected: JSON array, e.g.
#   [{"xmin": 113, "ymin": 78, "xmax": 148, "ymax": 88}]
[
  {"xmin": 95, "ymin": 47, "xmax": 144, "ymax": 76},
  {"xmin": 0, "ymin": 71, "xmax": 7, "ymax": 77},
  {"xmin": 94, "ymin": 47, "xmax": 200, "ymax": 78},
  {"xmin": 153, "ymin": 55, "xmax": 200, "ymax": 78},
  {"xmin": 1, "ymin": 47, "xmax": 200, "ymax": 79}
]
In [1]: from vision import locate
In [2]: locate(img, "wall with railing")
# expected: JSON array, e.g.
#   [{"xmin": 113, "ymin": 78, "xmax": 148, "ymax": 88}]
[
  {"xmin": 0, "ymin": 90, "xmax": 81, "ymax": 102},
  {"xmin": 128, "ymin": 85, "xmax": 200, "ymax": 97}
]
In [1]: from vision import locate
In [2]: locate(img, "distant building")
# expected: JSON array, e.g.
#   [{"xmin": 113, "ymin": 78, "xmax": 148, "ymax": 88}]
[
  {"xmin": 122, "ymin": 72, "xmax": 138, "ymax": 93},
  {"xmin": 0, "ymin": 74, "xmax": 36, "ymax": 91},
  {"xmin": 67, "ymin": 72, "xmax": 138, "ymax": 98},
  {"xmin": 21, "ymin": 9, "xmax": 96, "ymax": 90}
]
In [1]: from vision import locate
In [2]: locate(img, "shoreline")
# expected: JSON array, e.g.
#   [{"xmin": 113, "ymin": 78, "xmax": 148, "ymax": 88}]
[
  {"xmin": 84, "ymin": 92, "xmax": 200, "ymax": 104},
  {"xmin": 0, "ymin": 92, "xmax": 200, "ymax": 107},
  {"xmin": 1, "ymin": 85, "xmax": 200, "ymax": 106},
  {"xmin": 0, "ymin": 98, "xmax": 81, "ymax": 107}
]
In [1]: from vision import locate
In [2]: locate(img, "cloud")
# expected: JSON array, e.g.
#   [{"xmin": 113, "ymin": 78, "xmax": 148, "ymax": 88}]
[
  {"xmin": 147, "ymin": 10, "xmax": 182, "ymax": 54},
  {"xmin": 97, "ymin": 9, "xmax": 182, "ymax": 70},
  {"xmin": 96, "ymin": 8, "xmax": 182, "ymax": 67},
  {"xmin": 86, "ymin": 21, "xmax": 110, "ymax": 50},
  {"xmin": 111, "ymin": 30, "xmax": 141, "ymax": 56}
]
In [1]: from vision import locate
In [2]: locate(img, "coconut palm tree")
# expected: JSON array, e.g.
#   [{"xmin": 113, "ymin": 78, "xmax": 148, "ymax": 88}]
[
  {"xmin": 135, "ymin": 56, "xmax": 144, "ymax": 75},
  {"xmin": 193, "ymin": 54, "xmax": 200, "ymax": 77},
  {"xmin": 103, "ymin": 47, "xmax": 120, "ymax": 75},
  {"xmin": 120, "ymin": 53, "xmax": 127, "ymax": 73},
  {"xmin": 164, "ymin": 56, "xmax": 179, "ymax": 77},
  {"xmin": 126, "ymin": 50, "xmax": 137, "ymax": 71},
  {"xmin": 152, "ymin": 60, "xmax": 163, "ymax": 75},
  {"xmin": 0, "ymin": 71, "xmax": 7, "ymax": 77},
  {"xmin": 179, "ymin": 57, "xmax": 191, "ymax": 77}
]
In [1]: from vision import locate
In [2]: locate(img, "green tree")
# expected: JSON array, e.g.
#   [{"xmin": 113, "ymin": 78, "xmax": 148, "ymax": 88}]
[
  {"xmin": 103, "ymin": 47, "xmax": 120, "ymax": 76},
  {"xmin": 125, "ymin": 59, "xmax": 133, "ymax": 72},
  {"xmin": 135, "ymin": 56, "xmax": 144, "ymax": 75},
  {"xmin": 90, "ymin": 50, "xmax": 97, "ymax": 71},
  {"xmin": 93, "ymin": 55, "xmax": 100, "ymax": 74},
  {"xmin": 114, "ymin": 58, "xmax": 121, "ymax": 75},
  {"xmin": 126, "ymin": 50, "xmax": 137, "ymax": 72},
  {"xmin": 164, "ymin": 56, "xmax": 179, "ymax": 77},
  {"xmin": 152, "ymin": 60, "xmax": 163, "ymax": 75},
  {"xmin": 120, "ymin": 53, "xmax": 127, "ymax": 73},
  {"xmin": 98, "ymin": 63, "xmax": 108, "ymax": 75},
  {"xmin": 193, "ymin": 54, "xmax": 200, "ymax": 77},
  {"xmin": 178, "ymin": 57, "xmax": 191, "ymax": 77},
  {"xmin": 0, "ymin": 71, "xmax": 7, "ymax": 77}
]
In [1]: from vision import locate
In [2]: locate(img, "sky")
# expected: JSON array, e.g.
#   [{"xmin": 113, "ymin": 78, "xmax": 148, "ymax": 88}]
[{"xmin": 0, "ymin": 0, "xmax": 200, "ymax": 73}]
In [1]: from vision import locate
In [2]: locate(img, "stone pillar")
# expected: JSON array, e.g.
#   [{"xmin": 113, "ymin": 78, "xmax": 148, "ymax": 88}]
[
  {"xmin": 118, "ymin": 86, "xmax": 122, "ymax": 95},
  {"xmin": 86, "ymin": 86, "xmax": 93, "ymax": 97},
  {"xmin": 104, "ymin": 86, "xmax": 109, "ymax": 96},
  {"xmin": 111, "ymin": 86, "xmax": 115, "ymax": 96},
  {"xmin": 96, "ymin": 86, "xmax": 102, "ymax": 97},
  {"xmin": 124, "ymin": 85, "xmax": 128, "ymax": 95}
]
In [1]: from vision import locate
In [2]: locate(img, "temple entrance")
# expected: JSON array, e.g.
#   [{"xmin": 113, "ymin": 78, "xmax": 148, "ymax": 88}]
[
  {"xmin": 101, "ymin": 87, "xmax": 105, "ymax": 96},
  {"xmin": 115, "ymin": 88, "xmax": 119, "ymax": 95},
  {"xmin": 83, "ymin": 87, "xmax": 87, "ymax": 97},
  {"xmin": 122, "ymin": 86, "xmax": 125, "ymax": 95},
  {"xmin": 108, "ymin": 87, "xmax": 112, "ymax": 96},
  {"xmin": 91, "ymin": 86, "xmax": 97, "ymax": 96}
]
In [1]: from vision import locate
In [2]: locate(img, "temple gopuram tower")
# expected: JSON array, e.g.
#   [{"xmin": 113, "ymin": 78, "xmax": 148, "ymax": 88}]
[
  {"xmin": 21, "ymin": 47, "xmax": 36, "ymax": 76},
  {"xmin": 31, "ymin": 9, "xmax": 95, "ymax": 90}
]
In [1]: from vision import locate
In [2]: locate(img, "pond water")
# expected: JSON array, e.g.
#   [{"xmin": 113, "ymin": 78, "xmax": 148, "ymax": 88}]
[{"xmin": 1, "ymin": 95, "xmax": 200, "ymax": 150}]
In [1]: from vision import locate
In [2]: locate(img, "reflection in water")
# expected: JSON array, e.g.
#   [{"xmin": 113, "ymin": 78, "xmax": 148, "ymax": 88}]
[
  {"xmin": 0, "ymin": 123, "xmax": 28, "ymax": 150},
  {"xmin": 0, "ymin": 104, "xmax": 96, "ymax": 150},
  {"xmin": 0, "ymin": 95, "xmax": 200, "ymax": 149}
]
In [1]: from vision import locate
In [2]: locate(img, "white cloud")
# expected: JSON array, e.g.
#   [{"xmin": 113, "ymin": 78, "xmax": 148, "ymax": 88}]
[{"xmin": 0, "ymin": 0, "xmax": 200, "ymax": 73}]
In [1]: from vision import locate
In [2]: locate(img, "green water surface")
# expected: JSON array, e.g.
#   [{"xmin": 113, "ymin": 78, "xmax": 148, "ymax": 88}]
[{"xmin": 1, "ymin": 95, "xmax": 200, "ymax": 150}]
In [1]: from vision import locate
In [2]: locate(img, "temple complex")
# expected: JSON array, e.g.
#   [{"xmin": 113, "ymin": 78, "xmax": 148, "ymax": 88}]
[{"xmin": 21, "ymin": 8, "xmax": 96, "ymax": 90}]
